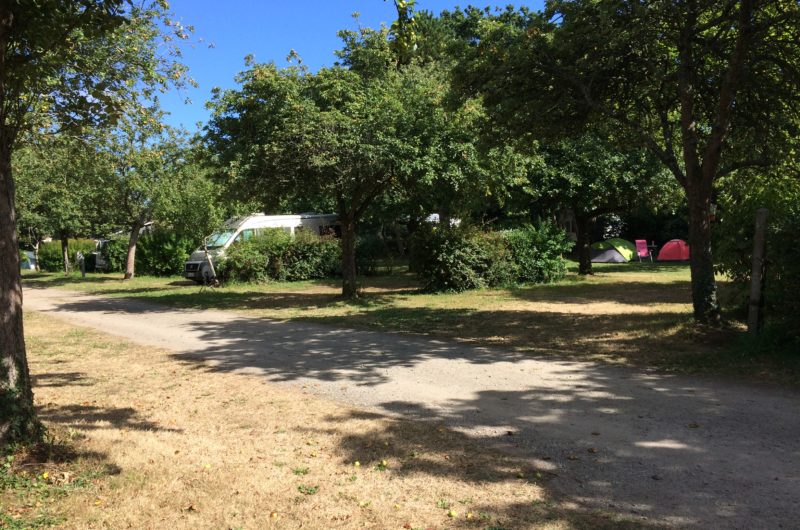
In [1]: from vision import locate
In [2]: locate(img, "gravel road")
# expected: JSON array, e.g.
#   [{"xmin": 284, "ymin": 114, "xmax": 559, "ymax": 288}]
[{"xmin": 23, "ymin": 287, "xmax": 800, "ymax": 528}]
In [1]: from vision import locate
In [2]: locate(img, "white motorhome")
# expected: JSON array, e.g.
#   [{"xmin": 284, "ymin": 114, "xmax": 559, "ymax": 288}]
[{"xmin": 184, "ymin": 213, "xmax": 339, "ymax": 283}]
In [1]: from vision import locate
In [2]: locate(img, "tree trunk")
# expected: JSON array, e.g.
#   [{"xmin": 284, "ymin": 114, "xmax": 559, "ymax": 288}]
[
  {"xmin": 0, "ymin": 142, "xmax": 40, "ymax": 447},
  {"xmin": 60, "ymin": 234, "xmax": 70, "ymax": 274},
  {"xmin": 340, "ymin": 214, "xmax": 358, "ymax": 299},
  {"xmin": 392, "ymin": 222, "xmax": 405, "ymax": 257},
  {"xmin": 686, "ymin": 183, "xmax": 721, "ymax": 324},
  {"xmin": 32, "ymin": 240, "xmax": 40, "ymax": 272},
  {"xmin": 574, "ymin": 214, "xmax": 593, "ymax": 275},
  {"xmin": 123, "ymin": 219, "xmax": 143, "ymax": 280}
]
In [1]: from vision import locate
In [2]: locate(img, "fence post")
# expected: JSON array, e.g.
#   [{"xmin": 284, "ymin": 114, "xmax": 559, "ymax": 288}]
[{"xmin": 747, "ymin": 208, "xmax": 769, "ymax": 334}]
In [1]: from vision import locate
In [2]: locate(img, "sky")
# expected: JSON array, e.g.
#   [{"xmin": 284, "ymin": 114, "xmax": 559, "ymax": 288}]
[{"xmin": 159, "ymin": 0, "xmax": 543, "ymax": 131}]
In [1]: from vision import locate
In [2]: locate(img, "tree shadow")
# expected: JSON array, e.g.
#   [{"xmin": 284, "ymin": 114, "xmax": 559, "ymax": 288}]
[
  {"xmin": 508, "ymin": 280, "xmax": 693, "ymax": 306},
  {"xmin": 297, "ymin": 410, "xmax": 658, "ymax": 528},
  {"xmin": 32, "ymin": 371, "xmax": 96, "ymax": 388},
  {"xmin": 37, "ymin": 403, "xmax": 182, "ymax": 433},
  {"xmin": 29, "ymin": 292, "xmax": 800, "ymax": 527}
]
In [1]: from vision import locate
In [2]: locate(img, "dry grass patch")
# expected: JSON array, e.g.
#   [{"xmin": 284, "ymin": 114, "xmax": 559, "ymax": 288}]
[{"xmin": 5, "ymin": 311, "xmax": 643, "ymax": 529}]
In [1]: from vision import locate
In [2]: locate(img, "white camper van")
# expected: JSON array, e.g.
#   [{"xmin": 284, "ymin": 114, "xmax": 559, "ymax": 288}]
[{"xmin": 184, "ymin": 213, "xmax": 339, "ymax": 283}]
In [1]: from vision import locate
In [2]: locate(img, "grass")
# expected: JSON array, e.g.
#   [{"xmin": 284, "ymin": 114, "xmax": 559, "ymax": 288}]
[
  {"xmin": 21, "ymin": 262, "xmax": 800, "ymax": 385},
  {"xmin": 7, "ymin": 311, "xmax": 651, "ymax": 529}
]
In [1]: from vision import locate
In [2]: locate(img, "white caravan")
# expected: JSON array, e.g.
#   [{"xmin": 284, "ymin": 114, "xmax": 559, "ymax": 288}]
[{"xmin": 184, "ymin": 213, "xmax": 338, "ymax": 283}]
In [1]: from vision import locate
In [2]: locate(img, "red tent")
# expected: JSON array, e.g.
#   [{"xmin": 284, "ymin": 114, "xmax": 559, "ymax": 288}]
[{"xmin": 657, "ymin": 239, "xmax": 690, "ymax": 261}]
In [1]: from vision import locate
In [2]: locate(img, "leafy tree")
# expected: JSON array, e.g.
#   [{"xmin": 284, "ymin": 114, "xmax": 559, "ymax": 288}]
[
  {"xmin": 452, "ymin": 1, "xmax": 800, "ymax": 324},
  {"xmin": 14, "ymin": 135, "xmax": 111, "ymax": 272},
  {"xmin": 207, "ymin": 26, "xmax": 485, "ymax": 297},
  {"xmin": 0, "ymin": 0, "xmax": 190, "ymax": 446},
  {"xmin": 532, "ymin": 133, "xmax": 676, "ymax": 274},
  {"xmin": 99, "ymin": 112, "xmax": 191, "ymax": 279}
]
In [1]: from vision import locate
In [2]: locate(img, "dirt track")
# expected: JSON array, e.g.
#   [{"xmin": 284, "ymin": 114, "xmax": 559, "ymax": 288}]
[{"xmin": 24, "ymin": 287, "xmax": 800, "ymax": 528}]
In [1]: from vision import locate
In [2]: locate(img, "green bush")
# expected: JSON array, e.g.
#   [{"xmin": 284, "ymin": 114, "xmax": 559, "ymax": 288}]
[
  {"xmin": 355, "ymin": 234, "xmax": 387, "ymax": 276},
  {"xmin": 411, "ymin": 223, "xmax": 572, "ymax": 293},
  {"xmin": 504, "ymin": 223, "xmax": 573, "ymax": 284},
  {"xmin": 280, "ymin": 230, "xmax": 341, "ymax": 281},
  {"xmin": 715, "ymin": 172, "xmax": 800, "ymax": 344},
  {"xmin": 410, "ymin": 227, "xmax": 493, "ymax": 292},
  {"xmin": 37, "ymin": 239, "xmax": 96, "ymax": 272},
  {"xmin": 136, "ymin": 230, "xmax": 198, "ymax": 277},
  {"xmin": 218, "ymin": 229, "xmax": 341, "ymax": 283},
  {"xmin": 101, "ymin": 239, "xmax": 128, "ymax": 273}
]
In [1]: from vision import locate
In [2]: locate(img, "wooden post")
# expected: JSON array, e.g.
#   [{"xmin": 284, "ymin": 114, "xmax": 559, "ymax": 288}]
[{"xmin": 747, "ymin": 208, "xmax": 769, "ymax": 334}]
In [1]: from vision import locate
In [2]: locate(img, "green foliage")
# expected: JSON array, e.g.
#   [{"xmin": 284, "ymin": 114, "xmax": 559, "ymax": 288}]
[
  {"xmin": 715, "ymin": 172, "xmax": 800, "ymax": 343},
  {"xmin": 37, "ymin": 239, "xmax": 96, "ymax": 272},
  {"xmin": 504, "ymin": 223, "xmax": 574, "ymax": 284},
  {"xmin": 411, "ymin": 227, "xmax": 490, "ymax": 292},
  {"xmin": 219, "ymin": 229, "xmax": 341, "ymax": 283},
  {"xmin": 355, "ymin": 235, "xmax": 388, "ymax": 276},
  {"xmin": 101, "ymin": 239, "xmax": 129, "ymax": 273},
  {"xmin": 136, "ymin": 230, "xmax": 198, "ymax": 277},
  {"xmin": 411, "ymin": 224, "xmax": 571, "ymax": 292}
]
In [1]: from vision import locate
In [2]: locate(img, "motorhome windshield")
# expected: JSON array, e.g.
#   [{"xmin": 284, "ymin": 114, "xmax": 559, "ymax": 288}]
[{"xmin": 206, "ymin": 230, "xmax": 235, "ymax": 249}]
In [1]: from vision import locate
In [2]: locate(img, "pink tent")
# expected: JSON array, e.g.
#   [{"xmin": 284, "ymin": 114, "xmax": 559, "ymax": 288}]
[{"xmin": 657, "ymin": 239, "xmax": 690, "ymax": 261}]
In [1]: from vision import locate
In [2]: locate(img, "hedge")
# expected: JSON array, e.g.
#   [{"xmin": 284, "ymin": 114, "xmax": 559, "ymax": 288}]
[
  {"xmin": 410, "ymin": 223, "xmax": 573, "ymax": 293},
  {"xmin": 37, "ymin": 239, "xmax": 97, "ymax": 272},
  {"xmin": 218, "ymin": 229, "xmax": 340, "ymax": 283}
]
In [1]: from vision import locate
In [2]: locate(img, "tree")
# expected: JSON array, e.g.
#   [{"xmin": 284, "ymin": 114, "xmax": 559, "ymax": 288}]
[
  {"xmin": 531, "ymin": 133, "xmax": 675, "ymax": 275},
  {"xmin": 14, "ymin": 135, "xmax": 111, "ymax": 273},
  {"xmin": 206, "ymin": 26, "xmax": 483, "ymax": 298},
  {"xmin": 100, "ymin": 112, "xmax": 189, "ymax": 280},
  {"xmin": 452, "ymin": 1, "xmax": 800, "ymax": 324},
  {"xmin": 0, "ymin": 0, "xmax": 190, "ymax": 446}
]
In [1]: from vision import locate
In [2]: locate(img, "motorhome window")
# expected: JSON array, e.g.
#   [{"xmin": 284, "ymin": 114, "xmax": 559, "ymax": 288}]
[
  {"xmin": 233, "ymin": 229, "xmax": 255, "ymax": 244},
  {"xmin": 206, "ymin": 230, "xmax": 235, "ymax": 249}
]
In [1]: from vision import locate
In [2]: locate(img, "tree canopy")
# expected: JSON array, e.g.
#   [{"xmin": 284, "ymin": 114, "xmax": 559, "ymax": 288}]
[{"xmin": 451, "ymin": 0, "xmax": 800, "ymax": 323}]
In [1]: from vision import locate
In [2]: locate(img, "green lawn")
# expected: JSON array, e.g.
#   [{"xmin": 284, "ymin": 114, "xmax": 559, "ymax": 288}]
[{"xmin": 22, "ymin": 262, "xmax": 800, "ymax": 385}]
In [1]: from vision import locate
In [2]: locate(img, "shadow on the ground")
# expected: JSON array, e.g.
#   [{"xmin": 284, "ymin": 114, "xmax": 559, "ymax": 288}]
[
  {"xmin": 32, "ymin": 371, "xmax": 96, "ymax": 388},
  {"xmin": 31, "ymin": 293, "xmax": 800, "ymax": 527},
  {"xmin": 38, "ymin": 403, "xmax": 182, "ymax": 433}
]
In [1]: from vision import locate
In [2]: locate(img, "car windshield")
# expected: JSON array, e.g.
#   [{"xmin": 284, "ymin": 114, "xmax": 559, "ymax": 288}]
[{"xmin": 205, "ymin": 230, "xmax": 235, "ymax": 249}]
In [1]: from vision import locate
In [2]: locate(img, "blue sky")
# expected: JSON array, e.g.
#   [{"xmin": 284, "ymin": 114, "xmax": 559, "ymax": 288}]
[{"xmin": 159, "ymin": 1, "xmax": 543, "ymax": 131}]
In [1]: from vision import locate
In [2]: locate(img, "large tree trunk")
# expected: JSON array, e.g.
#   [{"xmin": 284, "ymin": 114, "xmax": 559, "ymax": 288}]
[
  {"xmin": 686, "ymin": 182, "xmax": 721, "ymax": 324},
  {"xmin": 60, "ymin": 234, "xmax": 70, "ymax": 274},
  {"xmin": 340, "ymin": 214, "xmax": 358, "ymax": 299},
  {"xmin": 574, "ymin": 213, "xmax": 593, "ymax": 275},
  {"xmin": 0, "ymin": 142, "xmax": 39, "ymax": 447},
  {"xmin": 123, "ymin": 219, "xmax": 143, "ymax": 280}
]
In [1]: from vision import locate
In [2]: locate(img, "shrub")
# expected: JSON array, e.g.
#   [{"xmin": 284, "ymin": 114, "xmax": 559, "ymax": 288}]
[
  {"xmin": 411, "ymin": 228, "xmax": 493, "ymax": 292},
  {"xmin": 101, "ymin": 239, "xmax": 128, "ymax": 273},
  {"xmin": 504, "ymin": 223, "xmax": 573, "ymax": 284},
  {"xmin": 280, "ymin": 230, "xmax": 341, "ymax": 281},
  {"xmin": 37, "ymin": 239, "xmax": 96, "ymax": 272},
  {"xmin": 355, "ymin": 234, "xmax": 387, "ymax": 276},
  {"xmin": 136, "ymin": 230, "xmax": 198, "ymax": 277},
  {"xmin": 411, "ymin": 223, "xmax": 572, "ymax": 293},
  {"xmin": 218, "ymin": 229, "xmax": 341, "ymax": 283},
  {"xmin": 715, "ymin": 173, "xmax": 800, "ymax": 344}
]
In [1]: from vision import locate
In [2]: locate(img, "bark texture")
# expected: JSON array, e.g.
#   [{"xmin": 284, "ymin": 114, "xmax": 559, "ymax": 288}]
[
  {"xmin": 123, "ymin": 219, "xmax": 143, "ymax": 280},
  {"xmin": 686, "ymin": 183, "xmax": 720, "ymax": 324},
  {"xmin": 60, "ymin": 234, "xmax": 70, "ymax": 274},
  {"xmin": 339, "ymin": 214, "xmax": 358, "ymax": 299},
  {"xmin": 574, "ymin": 214, "xmax": 593, "ymax": 275},
  {"xmin": 0, "ymin": 144, "xmax": 39, "ymax": 447}
]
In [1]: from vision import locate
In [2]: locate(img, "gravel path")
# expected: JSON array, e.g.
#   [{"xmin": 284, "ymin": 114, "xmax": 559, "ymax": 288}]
[{"xmin": 24, "ymin": 287, "xmax": 800, "ymax": 528}]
